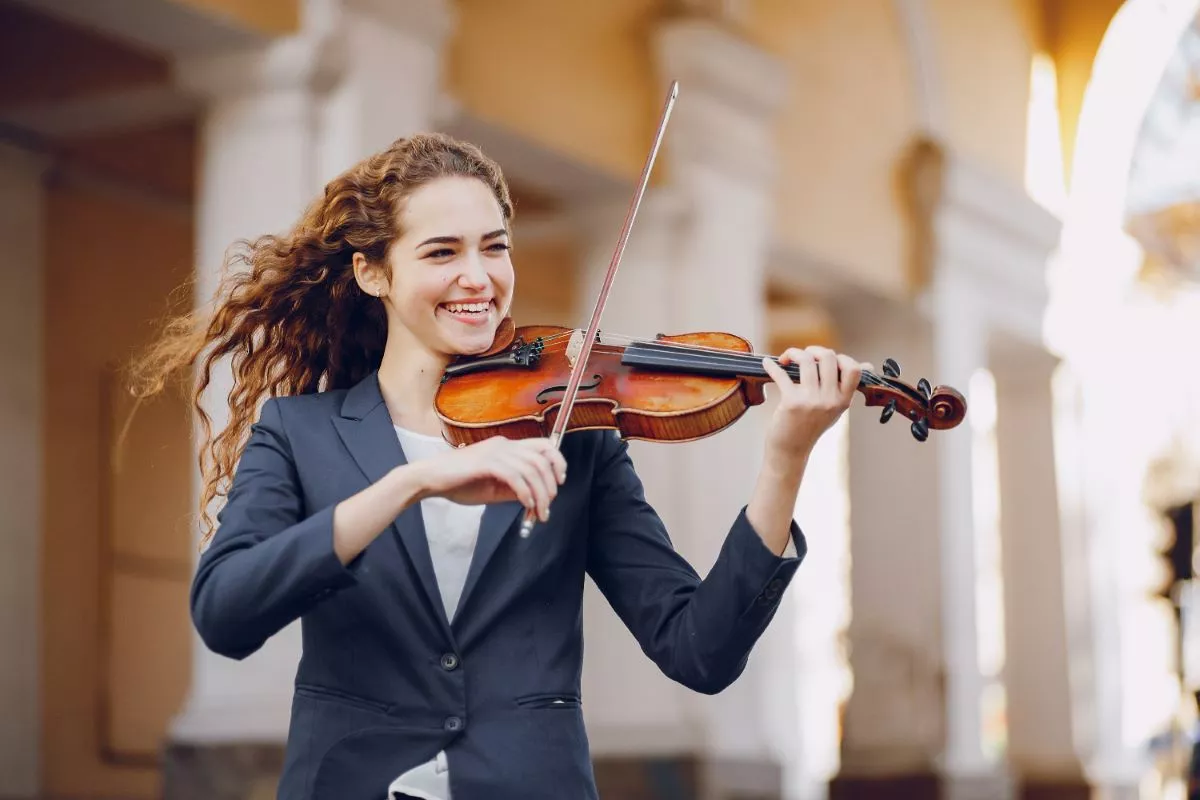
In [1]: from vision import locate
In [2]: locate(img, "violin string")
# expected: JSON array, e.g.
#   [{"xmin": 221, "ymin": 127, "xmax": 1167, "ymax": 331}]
[
  {"xmin": 502, "ymin": 328, "xmax": 897, "ymax": 390},
  {"xmin": 528, "ymin": 339, "xmax": 889, "ymax": 387},
  {"xmin": 530, "ymin": 340, "xmax": 888, "ymax": 385},
  {"xmin": 524, "ymin": 328, "xmax": 883, "ymax": 376}
]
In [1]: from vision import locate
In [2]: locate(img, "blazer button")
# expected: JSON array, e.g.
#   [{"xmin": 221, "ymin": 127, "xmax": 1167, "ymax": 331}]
[
  {"xmin": 444, "ymin": 716, "xmax": 463, "ymax": 732},
  {"xmin": 440, "ymin": 653, "xmax": 459, "ymax": 671}
]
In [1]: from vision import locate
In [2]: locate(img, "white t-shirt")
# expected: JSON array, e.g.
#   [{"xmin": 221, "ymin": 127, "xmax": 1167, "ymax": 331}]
[{"xmin": 387, "ymin": 425, "xmax": 485, "ymax": 800}]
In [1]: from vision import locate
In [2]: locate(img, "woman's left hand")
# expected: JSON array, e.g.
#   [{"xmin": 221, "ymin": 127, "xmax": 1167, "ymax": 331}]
[{"xmin": 761, "ymin": 346, "xmax": 868, "ymax": 469}]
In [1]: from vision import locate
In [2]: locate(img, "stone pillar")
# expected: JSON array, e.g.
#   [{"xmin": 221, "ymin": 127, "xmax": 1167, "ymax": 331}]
[
  {"xmin": 574, "ymin": 191, "xmax": 700, "ymax": 766},
  {"xmin": 929, "ymin": 271, "xmax": 1000, "ymax": 791},
  {"xmin": 657, "ymin": 19, "xmax": 795, "ymax": 800},
  {"xmin": 164, "ymin": 0, "xmax": 451, "ymax": 794},
  {"xmin": 0, "ymin": 142, "xmax": 47, "ymax": 799},
  {"xmin": 316, "ymin": 0, "xmax": 454, "ymax": 180},
  {"xmin": 832, "ymin": 150, "xmax": 1065, "ymax": 799},
  {"xmin": 991, "ymin": 343, "xmax": 1090, "ymax": 799},
  {"xmin": 832, "ymin": 297, "xmax": 951, "ymax": 795},
  {"xmin": 574, "ymin": 16, "xmax": 795, "ymax": 800}
]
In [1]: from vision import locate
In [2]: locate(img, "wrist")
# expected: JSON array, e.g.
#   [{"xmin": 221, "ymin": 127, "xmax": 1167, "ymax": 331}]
[
  {"xmin": 762, "ymin": 444, "xmax": 811, "ymax": 480},
  {"xmin": 387, "ymin": 462, "xmax": 431, "ymax": 509}
]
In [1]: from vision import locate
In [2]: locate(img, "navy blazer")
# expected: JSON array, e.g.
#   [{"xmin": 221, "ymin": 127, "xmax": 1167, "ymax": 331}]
[{"xmin": 191, "ymin": 371, "xmax": 806, "ymax": 800}]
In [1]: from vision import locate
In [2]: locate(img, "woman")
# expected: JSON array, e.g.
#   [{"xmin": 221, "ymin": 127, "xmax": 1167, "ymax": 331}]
[{"xmin": 132, "ymin": 132, "xmax": 865, "ymax": 800}]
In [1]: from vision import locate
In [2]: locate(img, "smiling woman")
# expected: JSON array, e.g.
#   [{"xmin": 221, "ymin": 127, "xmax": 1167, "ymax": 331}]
[{"xmin": 126, "ymin": 131, "xmax": 862, "ymax": 800}]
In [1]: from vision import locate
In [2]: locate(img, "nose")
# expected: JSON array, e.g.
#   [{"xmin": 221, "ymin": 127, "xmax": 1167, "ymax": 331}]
[{"xmin": 457, "ymin": 253, "xmax": 489, "ymax": 290}]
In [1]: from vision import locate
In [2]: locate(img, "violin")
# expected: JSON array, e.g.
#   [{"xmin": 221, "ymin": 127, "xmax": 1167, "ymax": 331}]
[
  {"xmin": 436, "ymin": 322, "xmax": 966, "ymax": 448},
  {"xmin": 435, "ymin": 81, "xmax": 967, "ymax": 537}
]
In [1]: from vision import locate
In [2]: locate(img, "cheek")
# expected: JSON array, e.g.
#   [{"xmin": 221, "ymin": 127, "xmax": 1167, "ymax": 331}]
[
  {"xmin": 409, "ymin": 273, "xmax": 454, "ymax": 308},
  {"xmin": 491, "ymin": 260, "xmax": 515, "ymax": 295}
]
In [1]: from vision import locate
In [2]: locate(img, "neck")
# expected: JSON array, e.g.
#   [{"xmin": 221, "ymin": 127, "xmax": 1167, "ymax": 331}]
[{"xmin": 376, "ymin": 327, "xmax": 450, "ymax": 436}]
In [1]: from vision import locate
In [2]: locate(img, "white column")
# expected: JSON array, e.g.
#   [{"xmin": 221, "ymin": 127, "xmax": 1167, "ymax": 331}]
[
  {"xmin": 928, "ymin": 273, "xmax": 998, "ymax": 786},
  {"xmin": 169, "ymin": 0, "xmax": 451, "ymax": 743},
  {"xmin": 931, "ymin": 156, "xmax": 1063, "ymax": 793},
  {"xmin": 575, "ymin": 191, "xmax": 699, "ymax": 756},
  {"xmin": 836, "ymin": 299, "xmax": 948, "ymax": 778},
  {"xmin": 992, "ymin": 344, "xmax": 1086, "ymax": 786},
  {"xmin": 836, "ymin": 258, "xmax": 1001, "ymax": 799},
  {"xmin": 316, "ymin": 0, "xmax": 454, "ymax": 181},
  {"xmin": 835, "ymin": 152, "xmax": 1063, "ymax": 798},
  {"xmin": 660, "ymin": 17, "xmax": 795, "ymax": 796},
  {"xmin": 169, "ymin": 28, "xmax": 331, "ymax": 745},
  {"xmin": 0, "ymin": 142, "xmax": 47, "ymax": 799},
  {"xmin": 573, "ymin": 16, "xmax": 792, "ymax": 794}
]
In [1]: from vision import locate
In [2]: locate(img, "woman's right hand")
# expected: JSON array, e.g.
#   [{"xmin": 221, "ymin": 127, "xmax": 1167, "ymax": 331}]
[{"xmin": 412, "ymin": 436, "xmax": 567, "ymax": 522}]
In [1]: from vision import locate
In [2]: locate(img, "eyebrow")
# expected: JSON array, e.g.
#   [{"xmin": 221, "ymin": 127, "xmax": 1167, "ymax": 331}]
[{"xmin": 416, "ymin": 229, "xmax": 508, "ymax": 249}]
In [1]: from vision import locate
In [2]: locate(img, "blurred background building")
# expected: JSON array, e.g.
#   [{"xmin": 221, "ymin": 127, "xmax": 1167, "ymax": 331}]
[{"xmin": 2, "ymin": 0, "xmax": 1200, "ymax": 797}]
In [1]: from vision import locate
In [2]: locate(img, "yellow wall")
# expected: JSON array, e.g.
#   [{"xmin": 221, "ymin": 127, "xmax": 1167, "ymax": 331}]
[
  {"xmin": 42, "ymin": 124, "xmax": 195, "ymax": 798},
  {"xmin": 929, "ymin": 0, "xmax": 1038, "ymax": 184},
  {"xmin": 449, "ymin": 0, "xmax": 659, "ymax": 182},
  {"xmin": 748, "ymin": 0, "xmax": 919, "ymax": 298},
  {"xmin": 508, "ymin": 233, "xmax": 579, "ymax": 326},
  {"xmin": 147, "ymin": 0, "xmax": 1073, "ymax": 303},
  {"xmin": 448, "ymin": 0, "xmax": 1055, "ymax": 299}
]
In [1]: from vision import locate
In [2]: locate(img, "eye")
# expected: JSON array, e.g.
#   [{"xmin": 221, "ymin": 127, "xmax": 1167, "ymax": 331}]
[
  {"xmin": 424, "ymin": 248, "xmax": 455, "ymax": 259},
  {"xmin": 487, "ymin": 242, "xmax": 511, "ymax": 253}
]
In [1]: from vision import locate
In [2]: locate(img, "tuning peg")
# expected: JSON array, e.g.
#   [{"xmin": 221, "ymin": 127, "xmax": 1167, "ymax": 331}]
[
  {"xmin": 880, "ymin": 399, "xmax": 896, "ymax": 424},
  {"xmin": 917, "ymin": 378, "xmax": 931, "ymax": 399},
  {"xmin": 911, "ymin": 419, "xmax": 929, "ymax": 442},
  {"xmin": 882, "ymin": 358, "xmax": 901, "ymax": 378}
]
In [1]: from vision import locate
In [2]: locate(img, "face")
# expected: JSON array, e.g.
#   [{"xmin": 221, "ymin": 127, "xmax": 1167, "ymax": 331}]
[{"xmin": 358, "ymin": 175, "xmax": 514, "ymax": 359}]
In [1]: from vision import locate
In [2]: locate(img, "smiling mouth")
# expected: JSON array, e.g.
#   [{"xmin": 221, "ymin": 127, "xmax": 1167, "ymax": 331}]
[{"xmin": 438, "ymin": 300, "xmax": 494, "ymax": 322}]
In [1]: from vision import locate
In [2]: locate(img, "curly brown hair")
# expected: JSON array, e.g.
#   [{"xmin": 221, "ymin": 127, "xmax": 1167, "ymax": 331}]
[{"xmin": 129, "ymin": 132, "xmax": 514, "ymax": 547}]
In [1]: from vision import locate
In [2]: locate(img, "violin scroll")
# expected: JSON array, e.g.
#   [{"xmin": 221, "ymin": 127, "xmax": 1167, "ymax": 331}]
[{"xmin": 858, "ymin": 357, "xmax": 967, "ymax": 442}]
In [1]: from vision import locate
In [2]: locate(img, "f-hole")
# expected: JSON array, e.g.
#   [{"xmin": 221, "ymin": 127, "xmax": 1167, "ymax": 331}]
[{"xmin": 536, "ymin": 374, "xmax": 603, "ymax": 405}]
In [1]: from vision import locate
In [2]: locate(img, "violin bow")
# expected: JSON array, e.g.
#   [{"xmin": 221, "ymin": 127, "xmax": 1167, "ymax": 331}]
[{"xmin": 519, "ymin": 80, "xmax": 680, "ymax": 538}]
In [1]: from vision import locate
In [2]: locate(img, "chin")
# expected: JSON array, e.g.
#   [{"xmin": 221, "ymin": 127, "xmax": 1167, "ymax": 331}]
[{"xmin": 435, "ymin": 323, "xmax": 498, "ymax": 356}]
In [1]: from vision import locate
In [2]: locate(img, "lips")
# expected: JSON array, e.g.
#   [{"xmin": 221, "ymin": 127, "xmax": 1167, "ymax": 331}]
[{"xmin": 437, "ymin": 299, "xmax": 494, "ymax": 325}]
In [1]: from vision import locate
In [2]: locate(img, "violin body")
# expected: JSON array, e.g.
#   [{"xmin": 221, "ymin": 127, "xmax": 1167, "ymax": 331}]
[
  {"xmin": 435, "ymin": 324, "xmax": 967, "ymax": 447},
  {"xmin": 436, "ymin": 325, "xmax": 767, "ymax": 447}
]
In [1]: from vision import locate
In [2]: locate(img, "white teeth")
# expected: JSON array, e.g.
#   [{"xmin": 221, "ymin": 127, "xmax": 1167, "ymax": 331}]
[{"xmin": 444, "ymin": 302, "xmax": 489, "ymax": 313}]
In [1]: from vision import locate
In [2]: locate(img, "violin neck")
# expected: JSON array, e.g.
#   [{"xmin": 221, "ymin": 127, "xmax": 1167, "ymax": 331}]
[{"xmin": 621, "ymin": 341, "xmax": 870, "ymax": 387}]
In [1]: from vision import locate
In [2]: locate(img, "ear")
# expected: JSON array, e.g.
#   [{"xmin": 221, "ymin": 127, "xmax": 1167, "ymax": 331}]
[{"xmin": 352, "ymin": 252, "xmax": 388, "ymax": 297}]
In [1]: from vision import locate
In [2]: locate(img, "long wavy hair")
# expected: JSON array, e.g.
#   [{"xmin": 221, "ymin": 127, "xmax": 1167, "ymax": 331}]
[{"xmin": 129, "ymin": 132, "xmax": 514, "ymax": 546}]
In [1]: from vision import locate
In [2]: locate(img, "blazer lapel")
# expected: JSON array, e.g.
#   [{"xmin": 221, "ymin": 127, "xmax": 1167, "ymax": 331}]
[{"xmin": 331, "ymin": 372, "xmax": 452, "ymax": 638}]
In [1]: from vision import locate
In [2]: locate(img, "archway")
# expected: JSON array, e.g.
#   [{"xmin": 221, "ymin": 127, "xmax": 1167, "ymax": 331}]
[{"xmin": 1044, "ymin": 0, "xmax": 1200, "ymax": 791}]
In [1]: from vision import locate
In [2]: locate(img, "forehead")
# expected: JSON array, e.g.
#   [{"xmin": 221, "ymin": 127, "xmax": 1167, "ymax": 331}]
[{"xmin": 399, "ymin": 176, "xmax": 505, "ymax": 237}]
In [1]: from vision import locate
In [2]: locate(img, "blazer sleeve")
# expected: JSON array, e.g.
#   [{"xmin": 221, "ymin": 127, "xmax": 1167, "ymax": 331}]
[
  {"xmin": 190, "ymin": 397, "xmax": 362, "ymax": 660},
  {"xmin": 585, "ymin": 431, "xmax": 807, "ymax": 695}
]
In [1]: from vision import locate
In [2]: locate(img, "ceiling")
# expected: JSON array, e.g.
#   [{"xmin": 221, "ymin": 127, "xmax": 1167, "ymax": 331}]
[{"xmin": 1124, "ymin": 9, "xmax": 1200, "ymax": 281}]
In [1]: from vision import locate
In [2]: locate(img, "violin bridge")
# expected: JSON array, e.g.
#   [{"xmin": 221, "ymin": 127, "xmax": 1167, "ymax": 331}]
[{"xmin": 566, "ymin": 329, "xmax": 584, "ymax": 368}]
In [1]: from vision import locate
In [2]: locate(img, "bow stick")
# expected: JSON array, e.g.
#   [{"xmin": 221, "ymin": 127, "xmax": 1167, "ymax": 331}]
[{"xmin": 519, "ymin": 80, "xmax": 680, "ymax": 538}]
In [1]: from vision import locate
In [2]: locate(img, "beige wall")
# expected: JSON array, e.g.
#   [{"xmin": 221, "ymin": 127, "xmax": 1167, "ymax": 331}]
[
  {"xmin": 748, "ymin": 0, "xmax": 919, "ymax": 299},
  {"xmin": 135, "ymin": 0, "xmax": 1071, "ymax": 302},
  {"xmin": 930, "ymin": 0, "xmax": 1038, "ymax": 183},
  {"xmin": 507, "ymin": 232, "xmax": 579, "ymax": 326},
  {"xmin": 447, "ymin": 0, "xmax": 1056, "ymax": 300},
  {"xmin": 449, "ymin": 0, "xmax": 660, "ymax": 183},
  {"xmin": 41, "ymin": 125, "xmax": 195, "ymax": 798}
]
